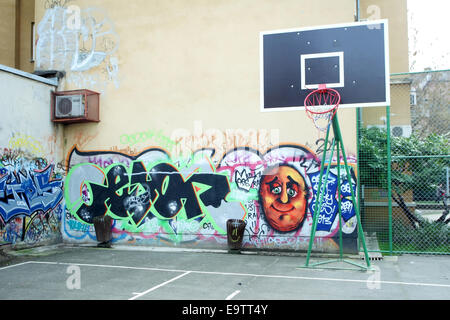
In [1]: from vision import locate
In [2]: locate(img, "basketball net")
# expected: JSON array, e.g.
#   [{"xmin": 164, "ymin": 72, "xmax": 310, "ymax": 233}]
[{"xmin": 304, "ymin": 84, "xmax": 341, "ymax": 134}]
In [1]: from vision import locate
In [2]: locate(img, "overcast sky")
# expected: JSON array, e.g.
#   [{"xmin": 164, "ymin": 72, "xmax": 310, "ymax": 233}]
[{"xmin": 408, "ymin": 0, "xmax": 450, "ymax": 71}]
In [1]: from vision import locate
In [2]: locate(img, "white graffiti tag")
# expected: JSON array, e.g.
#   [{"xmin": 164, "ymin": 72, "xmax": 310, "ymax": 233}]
[{"xmin": 36, "ymin": 6, "xmax": 119, "ymax": 92}]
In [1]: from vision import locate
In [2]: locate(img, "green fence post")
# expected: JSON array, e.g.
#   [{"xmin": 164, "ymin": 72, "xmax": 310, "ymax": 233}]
[
  {"xmin": 336, "ymin": 141, "xmax": 344, "ymax": 260},
  {"xmin": 386, "ymin": 105, "xmax": 393, "ymax": 255}
]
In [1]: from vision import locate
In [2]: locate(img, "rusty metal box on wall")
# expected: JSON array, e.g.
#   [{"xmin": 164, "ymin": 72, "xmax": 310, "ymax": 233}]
[{"xmin": 51, "ymin": 89, "xmax": 100, "ymax": 124}]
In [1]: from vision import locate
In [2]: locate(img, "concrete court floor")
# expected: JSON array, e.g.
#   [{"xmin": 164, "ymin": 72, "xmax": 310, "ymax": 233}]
[{"xmin": 0, "ymin": 244, "xmax": 449, "ymax": 301}]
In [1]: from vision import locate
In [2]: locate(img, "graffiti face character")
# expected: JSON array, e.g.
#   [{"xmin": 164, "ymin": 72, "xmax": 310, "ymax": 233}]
[{"xmin": 259, "ymin": 165, "xmax": 308, "ymax": 232}]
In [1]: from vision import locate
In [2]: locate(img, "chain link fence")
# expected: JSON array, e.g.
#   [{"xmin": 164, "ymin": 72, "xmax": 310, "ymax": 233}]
[{"xmin": 358, "ymin": 69, "xmax": 450, "ymax": 255}]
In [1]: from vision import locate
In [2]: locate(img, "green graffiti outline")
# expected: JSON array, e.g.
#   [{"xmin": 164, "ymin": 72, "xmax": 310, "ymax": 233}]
[{"xmin": 65, "ymin": 157, "xmax": 245, "ymax": 236}]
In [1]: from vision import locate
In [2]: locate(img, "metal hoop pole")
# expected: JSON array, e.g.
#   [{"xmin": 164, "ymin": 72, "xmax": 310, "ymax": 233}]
[
  {"xmin": 332, "ymin": 115, "xmax": 371, "ymax": 268},
  {"xmin": 301, "ymin": 114, "xmax": 373, "ymax": 271},
  {"xmin": 336, "ymin": 141, "xmax": 344, "ymax": 260},
  {"xmin": 305, "ymin": 124, "xmax": 336, "ymax": 266}
]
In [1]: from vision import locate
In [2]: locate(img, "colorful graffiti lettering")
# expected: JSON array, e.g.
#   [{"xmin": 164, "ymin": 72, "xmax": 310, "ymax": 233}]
[
  {"xmin": 22, "ymin": 206, "xmax": 63, "ymax": 244},
  {"xmin": 0, "ymin": 152, "xmax": 63, "ymax": 245},
  {"xmin": 64, "ymin": 144, "xmax": 358, "ymax": 250},
  {"xmin": 0, "ymin": 165, "xmax": 63, "ymax": 223},
  {"xmin": 308, "ymin": 169, "xmax": 357, "ymax": 232},
  {"xmin": 66, "ymin": 161, "xmax": 232, "ymax": 226},
  {"xmin": 170, "ymin": 121, "xmax": 279, "ymax": 161},
  {"xmin": 64, "ymin": 148, "xmax": 245, "ymax": 238},
  {"xmin": 120, "ymin": 129, "xmax": 176, "ymax": 152},
  {"xmin": 8, "ymin": 133, "xmax": 45, "ymax": 157}
]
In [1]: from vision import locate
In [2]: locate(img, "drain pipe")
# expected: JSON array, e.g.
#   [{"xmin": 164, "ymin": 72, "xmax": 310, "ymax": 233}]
[{"xmin": 355, "ymin": 0, "xmax": 360, "ymax": 22}]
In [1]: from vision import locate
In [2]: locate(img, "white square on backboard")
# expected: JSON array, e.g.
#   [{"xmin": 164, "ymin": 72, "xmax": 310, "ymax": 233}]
[{"xmin": 300, "ymin": 52, "xmax": 344, "ymax": 90}]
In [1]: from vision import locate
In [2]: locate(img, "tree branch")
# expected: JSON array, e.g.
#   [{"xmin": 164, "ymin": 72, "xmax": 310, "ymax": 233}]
[{"xmin": 391, "ymin": 191, "xmax": 422, "ymax": 228}]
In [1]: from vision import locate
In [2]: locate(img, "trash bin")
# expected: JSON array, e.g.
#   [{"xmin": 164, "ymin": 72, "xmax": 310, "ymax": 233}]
[
  {"xmin": 227, "ymin": 219, "xmax": 246, "ymax": 253},
  {"xmin": 93, "ymin": 215, "xmax": 113, "ymax": 248}
]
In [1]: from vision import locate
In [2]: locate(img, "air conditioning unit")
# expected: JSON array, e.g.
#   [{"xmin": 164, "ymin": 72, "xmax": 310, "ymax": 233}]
[
  {"xmin": 55, "ymin": 95, "xmax": 85, "ymax": 118},
  {"xmin": 51, "ymin": 89, "xmax": 100, "ymax": 123},
  {"xmin": 367, "ymin": 125, "xmax": 412, "ymax": 138},
  {"xmin": 391, "ymin": 125, "xmax": 412, "ymax": 138}
]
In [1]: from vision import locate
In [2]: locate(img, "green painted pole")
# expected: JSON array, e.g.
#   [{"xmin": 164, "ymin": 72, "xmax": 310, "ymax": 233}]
[
  {"xmin": 307, "ymin": 140, "xmax": 335, "ymax": 263},
  {"xmin": 303, "ymin": 112, "xmax": 373, "ymax": 270},
  {"xmin": 356, "ymin": 107, "xmax": 363, "ymax": 251},
  {"xmin": 336, "ymin": 140, "xmax": 344, "ymax": 260},
  {"xmin": 332, "ymin": 114, "xmax": 371, "ymax": 267},
  {"xmin": 386, "ymin": 105, "xmax": 393, "ymax": 254},
  {"xmin": 305, "ymin": 124, "xmax": 335, "ymax": 266}
]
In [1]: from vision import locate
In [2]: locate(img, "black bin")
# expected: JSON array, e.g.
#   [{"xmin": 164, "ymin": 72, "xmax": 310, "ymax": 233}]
[
  {"xmin": 93, "ymin": 215, "xmax": 113, "ymax": 248},
  {"xmin": 226, "ymin": 219, "xmax": 246, "ymax": 252}
]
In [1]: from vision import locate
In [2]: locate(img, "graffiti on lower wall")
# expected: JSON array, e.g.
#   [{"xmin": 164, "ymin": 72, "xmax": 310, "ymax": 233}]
[
  {"xmin": 0, "ymin": 151, "xmax": 63, "ymax": 245},
  {"xmin": 218, "ymin": 145, "xmax": 358, "ymax": 250},
  {"xmin": 64, "ymin": 144, "xmax": 358, "ymax": 250}
]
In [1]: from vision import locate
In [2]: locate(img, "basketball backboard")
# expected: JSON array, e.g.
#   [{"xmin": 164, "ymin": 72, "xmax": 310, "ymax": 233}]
[{"xmin": 260, "ymin": 19, "xmax": 390, "ymax": 112}]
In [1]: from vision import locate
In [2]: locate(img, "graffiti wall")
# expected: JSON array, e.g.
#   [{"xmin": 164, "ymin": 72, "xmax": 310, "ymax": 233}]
[
  {"xmin": 0, "ymin": 67, "xmax": 65, "ymax": 247},
  {"xmin": 63, "ymin": 144, "xmax": 359, "ymax": 252},
  {"xmin": 0, "ymin": 154, "xmax": 64, "ymax": 245},
  {"xmin": 19, "ymin": 1, "xmax": 362, "ymax": 253}
]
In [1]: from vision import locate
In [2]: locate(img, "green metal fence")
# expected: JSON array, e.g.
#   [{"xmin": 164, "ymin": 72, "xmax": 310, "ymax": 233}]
[{"xmin": 358, "ymin": 69, "xmax": 450, "ymax": 255}]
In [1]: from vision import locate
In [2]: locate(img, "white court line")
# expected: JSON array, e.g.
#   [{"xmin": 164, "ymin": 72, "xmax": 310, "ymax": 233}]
[
  {"xmin": 225, "ymin": 290, "xmax": 241, "ymax": 300},
  {"xmin": 129, "ymin": 271, "xmax": 191, "ymax": 300},
  {"xmin": 29, "ymin": 261, "xmax": 187, "ymax": 273},
  {"xmin": 24, "ymin": 261, "xmax": 450, "ymax": 289},
  {"xmin": 0, "ymin": 261, "xmax": 34, "ymax": 271}
]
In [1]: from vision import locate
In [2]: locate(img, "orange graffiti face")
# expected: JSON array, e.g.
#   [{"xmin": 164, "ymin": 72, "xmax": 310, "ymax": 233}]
[{"xmin": 259, "ymin": 165, "xmax": 307, "ymax": 232}]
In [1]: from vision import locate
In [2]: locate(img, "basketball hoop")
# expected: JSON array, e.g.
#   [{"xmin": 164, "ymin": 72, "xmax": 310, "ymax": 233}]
[{"xmin": 304, "ymin": 85, "xmax": 341, "ymax": 132}]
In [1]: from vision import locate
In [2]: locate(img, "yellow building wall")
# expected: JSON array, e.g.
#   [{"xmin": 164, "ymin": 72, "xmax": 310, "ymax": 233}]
[
  {"xmin": 18, "ymin": 0, "xmax": 35, "ymax": 73},
  {"xmin": 360, "ymin": 0, "xmax": 411, "ymax": 128},
  {"xmin": 34, "ymin": 0, "xmax": 358, "ymax": 159},
  {"xmin": 0, "ymin": 0, "xmax": 35, "ymax": 72},
  {"xmin": 362, "ymin": 82, "xmax": 412, "ymax": 127},
  {"xmin": 0, "ymin": 0, "xmax": 16, "ymax": 67},
  {"xmin": 360, "ymin": 0, "xmax": 409, "ymax": 74}
]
